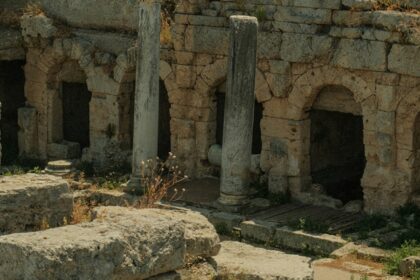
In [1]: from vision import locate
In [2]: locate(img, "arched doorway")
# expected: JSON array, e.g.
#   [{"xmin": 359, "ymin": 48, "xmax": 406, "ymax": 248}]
[
  {"xmin": 412, "ymin": 113, "xmax": 420, "ymax": 194},
  {"xmin": 128, "ymin": 79, "xmax": 171, "ymax": 159},
  {"xmin": 215, "ymin": 90, "xmax": 262, "ymax": 154},
  {"xmin": 309, "ymin": 86, "xmax": 366, "ymax": 203},
  {"xmin": 61, "ymin": 82, "xmax": 92, "ymax": 150},
  {"xmin": 0, "ymin": 60, "xmax": 26, "ymax": 164}
]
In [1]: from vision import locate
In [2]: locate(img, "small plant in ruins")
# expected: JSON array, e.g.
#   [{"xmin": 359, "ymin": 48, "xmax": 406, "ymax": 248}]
[
  {"xmin": 137, "ymin": 153, "xmax": 188, "ymax": 208},
  {"xmin": 160, "ymin": 0, "xmax": 177, "ymax": 45}
]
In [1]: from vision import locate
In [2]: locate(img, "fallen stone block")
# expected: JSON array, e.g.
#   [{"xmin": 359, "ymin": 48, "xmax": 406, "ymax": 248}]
[
  {"xmin": 210, "ymin": 241, "xmax": 313, "ymax": 280},
  {"xmin": 93, "ymin": 206, "xmax": 221, "ymax": 258},
  {"xmin": 0, "ymin": 174, "xmax": 73, "ymax": 234},
  {"xmin": 0, "ymin": 209, "xmax": 186, "ymax": 280},
  {"xmin": 273, "ymin": 226, "xmax": 348, "ymax": 255}
]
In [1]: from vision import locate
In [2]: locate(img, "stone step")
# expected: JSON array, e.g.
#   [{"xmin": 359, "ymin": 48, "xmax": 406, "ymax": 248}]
[
  {"xmin": 167, "ymin": 202, "xmax": 349, "ymax": 256},
  {"xmin": 210, "ymin": 241, "xmax": 313, "ymax": 280}
]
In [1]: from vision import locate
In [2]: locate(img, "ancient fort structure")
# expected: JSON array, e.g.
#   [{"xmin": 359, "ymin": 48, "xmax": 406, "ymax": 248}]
[{"xmin": 1, "ymin": 0, "xmax": 420, "ymax": 214}]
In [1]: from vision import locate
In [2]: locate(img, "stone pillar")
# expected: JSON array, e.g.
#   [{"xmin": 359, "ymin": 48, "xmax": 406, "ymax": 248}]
[
  {"xmin": 218, "ymin": 16, "xmax": 258, "ymax": 208},
  {"xmin": 127, "ymin": 0, "xmax": 161, "ymax": 194}
]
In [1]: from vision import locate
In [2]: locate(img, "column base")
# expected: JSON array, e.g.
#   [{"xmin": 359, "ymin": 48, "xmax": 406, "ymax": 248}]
[
  {"xmin": 123, "ymin": 176, "xmax": 144, "ymax": 195},
  {"xmin": 216, "ymin": 192, "xmax": 249, "ymax": 213}
]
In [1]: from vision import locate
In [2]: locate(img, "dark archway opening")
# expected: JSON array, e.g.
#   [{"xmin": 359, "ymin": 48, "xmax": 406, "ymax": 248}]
[
  {"xmin": 128, "ymin": 80, "xmax": 171, "ymax": 159},
  {"xmin": 158, "ymin": 80, "xmax": 171, "ymax": 159},
  {"xmin": 62, "ymin": 82, "xmax": 92, "ymax": 150},
  {"xmin": 215, "ymin": 91, "xmax": 262, "ymax": 154},
  {"xmin": 310, "ymin": 110, "xmax": 365, "ymax": 203},
  {"xmin": 0, "ymin": 60, "xmax": 26, "ymax": 164},
  {"xmin": 412, "ymin": 113, "xmax": 420, "ymax": 194}
]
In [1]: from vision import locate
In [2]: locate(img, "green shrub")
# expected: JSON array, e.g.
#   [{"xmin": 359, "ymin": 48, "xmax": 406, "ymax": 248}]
[{"xmin": 384, "ymin": 240, "xmax": 420, "ymax": 277}]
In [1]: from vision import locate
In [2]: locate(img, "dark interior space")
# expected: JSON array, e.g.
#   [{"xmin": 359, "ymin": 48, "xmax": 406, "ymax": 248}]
[
  {"xmin": 310, "ymin": 110, "xmax": 366, "ymax": 203},
  {"xmin": 158, "ymin": 80, "xmax": 171, "ymax": 159},
  {"xmin": 0, "ymin": 60, "xmax": 26, "ymax": 164},
  {"xmin": 413, "ymin": 113, "xmax": 420, "ymax": 193},
  {"xmin": 215, "ymin": 91, "xmax": 262, "ymax": 154},
  {"xmin": 62, "ymin": 82, "xmax": 92, "ymax": 150},
  {"xmin": 128, "ymin": 80, "xmax": 171, "ymax": 159}
]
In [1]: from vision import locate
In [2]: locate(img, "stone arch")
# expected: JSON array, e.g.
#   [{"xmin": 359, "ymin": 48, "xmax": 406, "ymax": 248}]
[
  {"xmin": 396, "ymin": 85, "xmax": 420, "ymax": 194},
  {"xmin": 197, "ymin": 60, "xmax": 270, "ymax": 156},
  {"xmin": 287, "ymin": 66, "xmax": 374, "ymax": 121},
  {"xmin": 284, "ymin": 66, "xmax": 376, "ymax": 197}
]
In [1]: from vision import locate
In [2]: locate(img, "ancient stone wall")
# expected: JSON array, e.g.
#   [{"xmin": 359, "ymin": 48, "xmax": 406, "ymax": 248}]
[
  {"xmin": 0, "ymin": 0, "xmax": 419, "ymax": 213},
  {"xmin": 168, "ymin": 0, "xmax": 420, "ymax": 213}
]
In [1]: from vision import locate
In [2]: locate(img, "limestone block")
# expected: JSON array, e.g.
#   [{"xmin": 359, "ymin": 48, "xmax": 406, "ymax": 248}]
[
  {"xmin": 332, "ymin": 11, "xmax": 373, "ymax": 26},
  {"xmin": 377, "ymin": 84, "xmax": 397, "ymax": 111},
  {"xmin": 257, "ymin": 32, "xmax": 282, "ymax": 59},
  {"xmin": 281, "ymin": 33, "xmax": 333, "ymax": 63},
  {"xmin": 0, "ymin": 174, "xmax": 72, "ymax": 234},
  {"xmin": 342, "ymin": 0, "xmax": 376, "ymax": 10},
  {"xmin": 175, "ymin": 65, "xmax": 196, "ymax": 88},
  {"xmin": 21, "ymin": 14, "xmax": 57, "ymax": 38},
  {"xmin": 269, "ymin": 60, "xmax": 291, "ymax": 75},
  {"xmin": 332, "ymin": 39, "xmax": 387, "ymax": 71},
  {"xmin": 158, "ymin": 61, "xmax": 171, "ymax": 81},
  {"xmin": 269, "ymin": 167, "xmax": 289, "ymax": 194},
  {"xmin": 273, "ymin": 21, "xmax": 323, "ymax": 34},
  {"xmin": 17, "ymin": 107, "xmax": 38, "ymax": 157},
  {"xmin": 195, "ymin": 121, "xmax": 216, "ymax": 159},
  {"xmin": 388, "ymin": 45, "xmax": 420, "ymax": 77},
  {"xmin": 265, "ymin": 72, "xmax": 291, "ymax": 98},
  {"xmin": 376, "ymin": 111, "xmax": 395, "ymax": 134},
  {"xmin": 184, "ymin": 26, "xmax": 230, "ymax": 55},
  {"xmin": 0, "ymin": 28, "xmax": 23, "ymax": 50},
  {"xmin": 372, "ymin": 11, "xmax": 419, "ymax": 31},
  {"xmin": 241, "ymin": 220, "xmax": 276, "ymax": 243},
  {"xmin": 275, "ymin": 7, "xmax": 332, "ymax": 24},
  {"xmin": 94, "ymin": 206, "xmax": 221, "ymax": 259},
  {"xmin": 0, "ymin": 208, "xmax": 186, "ymax": 280},
  {"xmin": 255, "ymin": 69, "xmax": 272, "ymax": 102},
  {"xmin": 282, "ymin": 0, "xmax": 341, "ymax": 9},
  {"xmin": 86, "ymin": 67, "xmax": 119, "ymax": 95},
  {"xmin": 263, "ymin": 97, "xmax": 289, "ymax": 119},
  {"xmin": 73, "ymin": 30, "xmax": 136, "ymax": 55},
  {"xmin": 200, "ymin": 58, "xmax": 228, "ymax": 87},
  {"xmin": 210, "ymin": 241, "xmax": 313, "ymax": 280},
  {"xmin": 47, "ymin": 141, "xmax": 81, "ymax": 159}
]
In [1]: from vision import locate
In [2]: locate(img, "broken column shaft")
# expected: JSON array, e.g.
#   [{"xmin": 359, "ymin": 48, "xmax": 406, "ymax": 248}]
[
  {"xmin": 128, "ymin": 0, "xmax": 161, "ymax": 194},
  {"xmin": 219, "ymin": 16, "xmax": 258, "ymax": 208}
]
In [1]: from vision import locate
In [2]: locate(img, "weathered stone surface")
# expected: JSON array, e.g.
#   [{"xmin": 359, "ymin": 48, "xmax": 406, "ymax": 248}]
[
  {"xmin": 399, "ymin": 256, "xmax": 420, "ymax": 277},
  {"xmin": 0, "ymin": 208, "xmax": 186, "ymax": 280},
  {"xmin": 0, "ymin": 174, "xmax": 72, "ymax": 234},
  {"xmin": 177, "ymin": 262, "xmax": 217, "ymax": 280},
  {"xmin": 281, "ymin": 33, "xmax": 332, "ymax": 63},
  {"xmin": 184, "ymin": 26, "xmax": 230, "ymax": 55},
  {"xmin": 332, "ymin": 39, "xmax": 387, "ymax": 71},
  {"xmin": 219, "ymin": 16, "xmax": 258, "ymax": 207},
  {"xmin": 388, "ymin": 44, "xmax": 420, "ymax": 77},
  {"xmin": 210, "ymin": 241, "xmax": 313, "ymax": 280},
  {"xmin": 274, "ymin": 227, "xmax": 348, "ymax": 255},
  {"xmin": 275, "ymin": 7, "xmax": 332, "ymax": 25},
  {"xmin": 93, "ymin": 206, "xmax": 221, "ymax": 258},
  {"xmin": 21, "ymin": 14, "xmax": 57, "ymax": 38}
]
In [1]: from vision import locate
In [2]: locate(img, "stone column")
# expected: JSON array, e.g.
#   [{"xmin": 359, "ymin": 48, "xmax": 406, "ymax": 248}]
[
  {"xmin": 127, "ymin": 0, "xmax": 161, "ymax": 194},
  {"xmin": 218, "ymin": 16, "xmax": 258, "ymax": 208}
]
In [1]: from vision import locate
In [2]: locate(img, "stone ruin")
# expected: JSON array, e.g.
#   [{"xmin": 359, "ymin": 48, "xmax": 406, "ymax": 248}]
[{"xmin": 0, "ymin": 0, "xmax": 420, "ymax": 216}]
